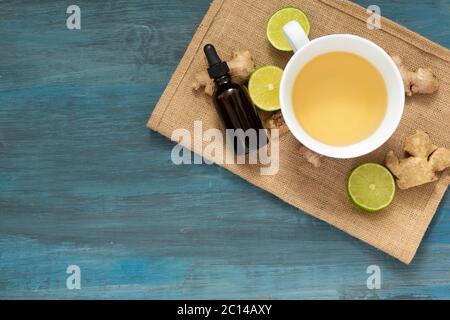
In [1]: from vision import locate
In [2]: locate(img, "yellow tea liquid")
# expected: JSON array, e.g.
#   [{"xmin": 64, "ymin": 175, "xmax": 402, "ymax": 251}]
[{"xmin": 292, "ymin": 52, "xmax": 387, "ymax": 146}]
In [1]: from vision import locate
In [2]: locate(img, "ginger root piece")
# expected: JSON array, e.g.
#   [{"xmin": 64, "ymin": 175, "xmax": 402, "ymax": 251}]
[
  {"xmin": 299, "ymin": 145, "xmax": 323, "ymax": 168},
  {"xmin": 386, "ymin": 151, "xmax": 437, "ymax": 189},
  {"xmin": 264, "ymin": 111, "xmax": 289, "ymax": 137},
  {"xmin": 228, "ymin": 50, "xmax": 255, "ymax": 84},
  {"xmin": 192, "ymin": 50, "xmax": 255, "ymax": 96},
  {"xmin": 392, "ymin": 55, "xmax": 439, "ymax": 96},
  {"xmin": 385, "ymin": 130, "xmax": 450, "ymax": 189},
  {"xmin": 430, "ymin": 148, "xmax": 450, "ymax": 172},
  {"xmin": 192, "ymin": 71, "xmax": 214, "ymax": 96}
]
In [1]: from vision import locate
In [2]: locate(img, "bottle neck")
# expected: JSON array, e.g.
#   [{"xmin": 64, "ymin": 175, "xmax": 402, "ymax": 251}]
[{"xmin": 214, "ymin": 74, "xmax": 231, "ymax": 86}]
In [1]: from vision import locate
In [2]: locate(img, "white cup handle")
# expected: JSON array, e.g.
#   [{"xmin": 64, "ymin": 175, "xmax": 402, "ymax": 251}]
[{"xmin": 282, "ymin": 21, "xmax": 310, "ymax": 52}]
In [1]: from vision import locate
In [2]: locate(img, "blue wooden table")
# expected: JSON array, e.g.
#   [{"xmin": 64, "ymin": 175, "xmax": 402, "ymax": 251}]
[{"xmin": 0, "ymin": 0, "xmax": 449, "ymax": 299}]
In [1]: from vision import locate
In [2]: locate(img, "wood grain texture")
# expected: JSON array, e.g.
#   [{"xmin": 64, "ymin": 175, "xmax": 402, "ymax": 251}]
[{"xmin": 0, "ymin": 0, "xmax": 449, "ymax": 299}]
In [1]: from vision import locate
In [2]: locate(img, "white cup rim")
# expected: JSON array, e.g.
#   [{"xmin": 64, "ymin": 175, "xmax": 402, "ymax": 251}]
[{"xmin": 280, "ymin": 34, "xmax": 405, "ymax": 159}]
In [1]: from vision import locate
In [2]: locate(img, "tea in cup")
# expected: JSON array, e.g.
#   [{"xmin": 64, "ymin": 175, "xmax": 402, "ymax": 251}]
[{"xmin": 280, "ymin": 21, "xmax": 405, "ymax": 158}]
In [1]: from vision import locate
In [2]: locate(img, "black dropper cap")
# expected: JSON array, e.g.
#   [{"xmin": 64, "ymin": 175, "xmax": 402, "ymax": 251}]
[{"xmin": 204, "ymin": 44, "xmax": 230, "ymax": 80}]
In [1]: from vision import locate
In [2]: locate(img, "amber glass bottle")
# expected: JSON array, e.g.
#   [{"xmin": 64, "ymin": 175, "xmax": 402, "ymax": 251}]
[{"xmin": 204, "ymin": 44, "xmax": 267, "ymax": 155}]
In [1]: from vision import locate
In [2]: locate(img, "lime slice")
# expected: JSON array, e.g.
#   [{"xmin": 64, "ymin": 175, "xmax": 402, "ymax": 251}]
[
  {"xmin": 347, "ymin": 163, "xmax": 396, "ymax": 212},
  {"xmin": 267, "ymin": 7, "xmax": 311, "ymax": 51},
  {"xmin": 248, "ymin": 65, "xmax": 283, "ymax": 112}
]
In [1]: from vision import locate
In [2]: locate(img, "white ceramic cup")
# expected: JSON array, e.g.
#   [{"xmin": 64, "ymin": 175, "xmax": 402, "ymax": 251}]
[{"xmin": 280, "ymin": 21, "xmax": 405, "ymax": 158}]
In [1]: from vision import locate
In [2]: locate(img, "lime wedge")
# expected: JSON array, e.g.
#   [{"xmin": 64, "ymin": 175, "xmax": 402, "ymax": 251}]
[
  {"xmin": 248, "ymin": 65, "xmax": 283, "ymax": 112},
  {"xmin": 267, "ymin": 7, "xmax": 311, "ymax": 51},
  {"xmin": 347, "ymin": 163, "xmax": 396, "ymax": 212}
]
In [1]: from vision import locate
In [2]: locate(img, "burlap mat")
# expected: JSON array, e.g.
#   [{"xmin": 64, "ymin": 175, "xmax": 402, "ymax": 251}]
[{"xmin": 148, "ymin": 0, "xmax": 450, "ymax": 264}]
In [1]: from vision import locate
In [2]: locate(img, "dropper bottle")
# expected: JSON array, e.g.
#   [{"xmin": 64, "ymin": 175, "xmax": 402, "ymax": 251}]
[{"xmin": 204, "ymin": 44, "xmax": 267, "ymax": 155}]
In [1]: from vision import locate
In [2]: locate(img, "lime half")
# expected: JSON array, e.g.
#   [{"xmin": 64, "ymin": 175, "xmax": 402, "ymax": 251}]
[
  {"xmin": 347, "ymin": 163, "xmax": 396, "ymax": 212},
  {"xmin": 267, "ymin": 7, "xmax": 311, "ymax": 51},
  {"xmin": 248, "ymin": 65, "xmax": 283, "ymax": 112}
]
